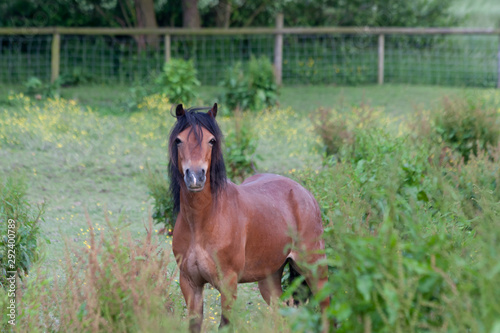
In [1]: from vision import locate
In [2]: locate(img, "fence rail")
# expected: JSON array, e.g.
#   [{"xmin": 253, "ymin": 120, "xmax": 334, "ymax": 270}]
[
  {"xmin": 2, "ymin": 27, "xmax": 500, "ymax": 35},
  {"xmin": 1, "ymin": 26, "xmax": 499, "ymax": 88}
]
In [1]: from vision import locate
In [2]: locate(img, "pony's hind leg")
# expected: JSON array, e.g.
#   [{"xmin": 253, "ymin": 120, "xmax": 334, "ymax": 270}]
[
  {"xmin": 258, "ymin": 265, "xmax": 286, "ymax": 305},
  {"xmin": 289, "ymin": 258, "xmax": 331, "ymax": 332}
]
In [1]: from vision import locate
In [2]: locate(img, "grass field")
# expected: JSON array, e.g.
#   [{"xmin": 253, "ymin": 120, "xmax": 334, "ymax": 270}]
[{"xmin": 1, "ymin": 83, "xmax": 499, "ymax": 332}]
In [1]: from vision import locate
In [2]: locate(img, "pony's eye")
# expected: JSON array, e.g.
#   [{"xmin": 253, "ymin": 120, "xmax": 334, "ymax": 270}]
[
  {"xmin": 209, "ymin": 138, "xmax": 216, "ymax": 146},
  {"xmin": 174, "ymin": 138, "xmax": 182, "ymax": 145}
]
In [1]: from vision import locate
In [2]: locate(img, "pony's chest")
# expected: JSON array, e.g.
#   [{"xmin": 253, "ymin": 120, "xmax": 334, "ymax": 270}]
[{"xmin": 183, "ymin": 245, "xmax": 217, "ymax": 283}]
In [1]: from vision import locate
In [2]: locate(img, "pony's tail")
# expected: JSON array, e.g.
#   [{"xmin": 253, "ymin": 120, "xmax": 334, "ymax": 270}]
[{"xmin": 286, "ymin": 260, "xmax": 312, "ymax": 306}]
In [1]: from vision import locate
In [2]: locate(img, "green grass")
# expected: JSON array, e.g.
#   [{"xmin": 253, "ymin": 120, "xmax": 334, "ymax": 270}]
[
  {"xmin": 279, "ymin": 84, "xmax": 479, "ymax": 116},
  {"xmin": 7, "ymin": 83, "xmax": 488, "ymax": 116}
]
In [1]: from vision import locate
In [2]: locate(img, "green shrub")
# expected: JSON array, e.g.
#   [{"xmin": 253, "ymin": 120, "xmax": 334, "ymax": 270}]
[
  {"xmin": 23, "ymin": 76, "xmax": 60, "ymax": 99},
  {"xmin": 220, "ymin": 55, "xmax": 278, "ymax": 112},
  {"xmin": 219, "ymin": 62, "xmax": 249, "ymax": 111},
  {"xmin": 0, "ymin": 173, "xmax": 45, "ymax": 288},
  {"xmin": 155, "ymin": 58, "xmax": 200, "ymax": 105},
  {"xmin": 59, "ymin": 67, "xmax": 93, "ymax": 87},
  {"xmin": 433, "ymin": 94, "xmax": 500, "ymax": 163},
  {"xmin": 311, "ymin": 106, "xmax": 384, "ymax": 164},
  {"xmin": 224, "ymin": 110, "xmax": 260, "ymax": 183},
  {"xmin": 287, "ymin": 104, "xmax": 499, "ymax": 332},
  {"xmin": 144, "ymin": 164, "xmax": 175, "ymax": 233}
]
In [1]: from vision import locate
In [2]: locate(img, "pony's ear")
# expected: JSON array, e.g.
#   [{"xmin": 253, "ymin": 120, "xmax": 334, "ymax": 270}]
[
  {"xmin": 208, "ymin": 103, "xmax": 217, "ymax": 118},
  {"xmin": 176, "ymin": 104, "xmax": 185, "ymax": 118}
]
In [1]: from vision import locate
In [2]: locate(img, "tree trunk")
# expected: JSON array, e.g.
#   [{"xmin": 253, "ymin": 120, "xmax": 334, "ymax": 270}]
[
  {"xmin": 134, "ymin": 0, "xmax": 158, "ymax": 49},
  {"xmin": 215, "ymin": 0, "xmax": 231, "ymax": 28},
  {"xmin": 182, "ymin": 0, "xmax": 201, "ymax": 28}
]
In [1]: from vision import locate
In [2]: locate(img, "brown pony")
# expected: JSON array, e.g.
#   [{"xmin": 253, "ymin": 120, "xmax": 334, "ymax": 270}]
[{"xmin": 170, "ymin": 104, "xmax": 330, "ymax": 332}]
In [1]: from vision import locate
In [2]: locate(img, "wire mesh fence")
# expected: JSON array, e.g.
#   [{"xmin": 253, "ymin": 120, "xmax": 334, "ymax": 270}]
[
  {"xmin": 0, "ymin": 31, "xmax": 498, "ymax": 87},
  {"xmin": 0, "ymin": 35, "xmax": 52, "ymax": 83}
]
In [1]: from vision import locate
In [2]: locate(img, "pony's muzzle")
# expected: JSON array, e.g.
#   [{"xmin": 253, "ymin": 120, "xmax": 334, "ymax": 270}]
[{"xmin": 184, "ymin": 168, "xmax": 206, "ymax": 192}]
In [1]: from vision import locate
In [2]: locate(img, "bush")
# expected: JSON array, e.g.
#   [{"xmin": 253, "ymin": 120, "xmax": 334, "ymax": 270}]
[
  {"xmin": 220, "ymin": 55, "xmax": 278, "ymax": 112},
  {"xmin": 23, "ymin": 76, "xmax": 59, "ymax": 99},
  {"xmin": 155, "ymin": 58, "xmax": 200, "ymax": 105},
  {"xmin": 287, "ymin": 103, "xmax": 500, "ymax": 332},
  {"xmin": 224, "ymin": 110, "xmax": 260, "ymax": 183},
  {"xmin": 0, "ymin": 173, "xmax": 45, "ymax": 288},
  {"xmin": 432, "ymin": 94, "xmax": 500, "ymax": 163},
  {"xmin": 311, "ymin": 106, "xmax": 384, "ymax": 164},
  {"xmin": 144, "ymin": 164, "xmax": 175, "ymax": 233}
]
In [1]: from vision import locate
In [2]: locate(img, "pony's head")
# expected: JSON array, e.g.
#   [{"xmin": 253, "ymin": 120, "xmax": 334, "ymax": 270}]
[{"xmin": 168, "ymin": 103, "xmax": 226, "ymax": 213}]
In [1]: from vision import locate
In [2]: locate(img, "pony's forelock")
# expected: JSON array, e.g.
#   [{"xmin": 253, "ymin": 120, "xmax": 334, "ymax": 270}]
[{"xmin": 168, "ymin": 108, "xmax": 227, "ymax": 214}]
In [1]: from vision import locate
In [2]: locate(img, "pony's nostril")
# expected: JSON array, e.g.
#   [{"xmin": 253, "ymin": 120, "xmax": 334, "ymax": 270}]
[
  {"xmin": 201, "ymin": 169, "xmax": 205, "ymax": 175},
  {"xmin": 185, "ymin": 169, "xmax": 190, "ymax": 176}
]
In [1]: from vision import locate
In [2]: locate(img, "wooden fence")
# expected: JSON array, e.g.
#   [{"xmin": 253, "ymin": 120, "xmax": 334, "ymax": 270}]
[{"xmin": 1, "ymin": 22, "xmax": 500, "ymax": 88}]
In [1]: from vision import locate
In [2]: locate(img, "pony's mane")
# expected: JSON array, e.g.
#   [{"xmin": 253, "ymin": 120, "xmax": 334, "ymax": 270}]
[{"xmin": 168, "ymin": 107, "xmax": 227, "ymax": 214}]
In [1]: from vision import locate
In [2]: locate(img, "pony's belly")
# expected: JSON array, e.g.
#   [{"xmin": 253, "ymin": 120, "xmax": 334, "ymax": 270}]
[
  {"xmin": 239, "ymin": 253, "xmax": 289, "ymax": 283},
  {"xmin": 238, "ymin": 271, "xmax": 272, "ymax": 283}
]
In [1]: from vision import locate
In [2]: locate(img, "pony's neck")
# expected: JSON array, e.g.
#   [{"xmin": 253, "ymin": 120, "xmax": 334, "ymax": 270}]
[{"xmin": 179, "ymin": 183, "xmax": 215, "ymax": 228}]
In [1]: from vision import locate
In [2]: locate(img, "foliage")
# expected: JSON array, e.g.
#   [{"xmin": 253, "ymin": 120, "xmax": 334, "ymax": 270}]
[
  {"xmin": 219, "ymin": 62, "xmax": 248, "ymax": 111},
  {"xmin": 220, "ymin": 56, "xmax": 278, "ymax": 112},
  {"xmin": 287, "ymin": 104, "xmax": 500, "ymax": 332},
  {"xmin": 59, "ymin": 67, "xmax": 93, "ymax": 87},
  {"xmin": 15, "ymin": 216, "xmax": 185, "ymax": 332},
  {"xmin": 247, "ymin": 55, "xmax": 279, "ymax": 110},
  {"xmin": 432, "ymin": 93, "xmax": 500, "ymax": 163},
  {"xmin": 0, "ymin": 0, "xmax": 458, "ymax": 29},
  {"xmin": 125, "ymin": 58, "xmax": 199, "ymax": 111},
  {"xmin": 144, "ymin": 164, "xmax": 175, "ymax": 232},
  {"xmin": 0, "ymin": 173, "xmax": 45, "ymax": 288},
  {"xmin": 282, "ymin": 0, "xmax": 457, "ymax": 27},
  {"xmin": 311, "ymin": 105, "xmax": 384, "ymax": 163},
  {"xmin": 154, "ymin": 58, "xmax": 200, "ymax": 105},
  {"xmin": 23, "ymin": 76, "xmax": 60, "ymax": 99},
  {"xmin": 224, "ymin": 110, "xmax": 260, "ymax": 183}
]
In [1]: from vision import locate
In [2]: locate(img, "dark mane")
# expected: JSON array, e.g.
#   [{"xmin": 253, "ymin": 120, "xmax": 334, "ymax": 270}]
[{"xmin": 168, "ymin": 107, "xmax": 227, "ymax": 214}]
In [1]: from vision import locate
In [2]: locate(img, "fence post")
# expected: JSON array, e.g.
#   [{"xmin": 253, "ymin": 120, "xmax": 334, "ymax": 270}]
[
  {"xmin": 51, "ymin": 30, "xmax": 60, "ymax": 83},
  {"xmin": 274, "ymin": 13, "xmax": 284, "ymax": 86},
  {"xmin": 378, "ymin": 34, "xmax": 385, "ymax": 85},
  {"xmin": 164, "ymin": 34, "xmax": 171, "ymax": 64},
  {"xmin": 497, "ymin": 34, "xmax": 500, "ymax": 89}
]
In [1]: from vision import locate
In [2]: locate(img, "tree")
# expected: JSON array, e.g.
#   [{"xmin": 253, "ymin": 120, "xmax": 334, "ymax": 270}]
[
  {"xmin": 0, "ymin": 0, "xmax": 458, "ymax": 29},
  {"xmin": 134, "ymin": 0, "xmax": 158, "ymax": 48},
  {"xmin": 182, "ymin": 0, "xmax": 200, "ymax": 28},
  {"xmin": 214, "ymin": 0, "xmax": 231, "ymax": 28}
]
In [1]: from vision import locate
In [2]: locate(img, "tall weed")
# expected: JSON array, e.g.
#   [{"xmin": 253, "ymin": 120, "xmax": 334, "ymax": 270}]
[
  {"xmin": 16, "ymin": 214, "xmax": 185, "ymax": 332},
  {"xmin": 432, "ymin": 93, "xmax": 500, "ymax": 162},
  {"xmin": 0, "ymin": 173, "xmax": 45, "ymax": 288}
]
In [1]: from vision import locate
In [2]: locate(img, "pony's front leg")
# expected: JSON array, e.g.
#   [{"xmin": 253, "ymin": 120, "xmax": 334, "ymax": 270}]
[
  {"xmin": 217, "ymin": 271, "xmax": 238, "ymax": 330},
  {"xmin": 179, "ymin": 272, "xmax": 204, "ymax": 333}
]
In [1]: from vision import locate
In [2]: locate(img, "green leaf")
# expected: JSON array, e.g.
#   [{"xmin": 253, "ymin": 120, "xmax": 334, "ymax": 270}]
[{"xmin": 356, "ymin": 275, "xmax": 373, "ymax": 302}]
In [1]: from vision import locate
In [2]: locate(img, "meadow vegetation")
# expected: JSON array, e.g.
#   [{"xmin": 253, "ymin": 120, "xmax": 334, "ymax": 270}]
[{"xmin": 0, "ymin": 85, "xmax": 499, "ymax": 332}]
